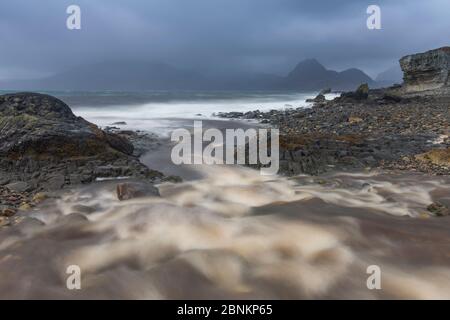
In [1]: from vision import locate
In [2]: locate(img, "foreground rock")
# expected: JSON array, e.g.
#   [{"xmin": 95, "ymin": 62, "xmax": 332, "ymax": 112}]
[{"xmin": 0, "ymin": 93, "xmax": 164, "ymax": 210}]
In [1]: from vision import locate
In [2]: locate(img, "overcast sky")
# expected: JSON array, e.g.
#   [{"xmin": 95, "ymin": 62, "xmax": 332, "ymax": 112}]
[{"xmin": 0, "ymin": 0, "xmax": 449, "ymax": 80}]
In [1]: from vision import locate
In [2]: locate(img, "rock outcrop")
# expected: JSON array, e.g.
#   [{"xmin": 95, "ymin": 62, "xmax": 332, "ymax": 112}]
[
  {"xmin": 0, "ymin": 92, "xmax": 162, "ymax": 191},
  {"xmin": 400, "ymin": 47, "xmax": 450, "ymax": 92}
]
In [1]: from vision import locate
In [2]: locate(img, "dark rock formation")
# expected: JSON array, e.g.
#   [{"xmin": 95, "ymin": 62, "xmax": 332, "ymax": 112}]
[
  {"xmin": 338, "ymin": 83, "xmax": 370, "ymax": 101},
  {"xmin": 0, "ymin": 92, "xmax": 162, "ymax": 192},
  {"xmin": 400, "ymin": 47, "xmax": 450, "ymax": 92}
]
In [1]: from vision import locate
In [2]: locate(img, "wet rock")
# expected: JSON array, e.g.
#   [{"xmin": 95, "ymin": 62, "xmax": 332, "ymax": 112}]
[
  {"xmin": 5, "ymin": 181, "xmax": 31, "ymax": 193},
  {"xmin": 319, "ymin": 88, "xmax": 332, "ymax": 95},
  {"xmin": 111, "ymin": 121, "xmax": 127, "ymax": 125},
  {"xmin": 116, "ymin": 182, "xmax": 160, "ymax": 201},
  {"xmin": 427, "ymin": 202, "xmax": 450, "ymax": 217},
  {"xmin": 0, "ymin": 207, "xmax": 17, "ymax": 217},
  {"xmin": 32, "ymin": 192, "xmax": 48, "ymax": 203},
  {"xmin": 0, "ymin": 216, "xmax": 11, "ymax": 227},
  {"xmin": 416, "ymin": 148, "xmax": 450, "ymax": 167},
  {"xmin": 0, "ymin": 92, "xmax": 161, "ymax": 192},
  {"xmin": 72, "ymin": 204, "xmax": 97, "ymax": 214},
  {"xmin": 18, "ymin": 203, "xmax": 32, "ymax": 211}
]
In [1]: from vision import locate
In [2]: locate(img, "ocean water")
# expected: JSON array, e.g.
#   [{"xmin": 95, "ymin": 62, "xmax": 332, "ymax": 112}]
[{"xmin": 52, "ymin": 90, "xmax": 339, "ymax": 135}]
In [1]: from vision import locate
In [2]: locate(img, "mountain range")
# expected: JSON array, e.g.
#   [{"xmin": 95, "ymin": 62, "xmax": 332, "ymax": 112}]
[{"xmin": 1, "ymin": 59, "xmax": 383, "ymax": 92}]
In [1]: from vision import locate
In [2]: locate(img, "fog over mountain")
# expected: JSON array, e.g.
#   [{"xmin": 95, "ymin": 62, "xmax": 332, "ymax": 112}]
[
  {"xmin": 1, "ymin": 59, "xmax": 374, "ymax": 91},
  {"xmin": 1, "ymin": 0, "xmax": 450, "ymax": 89}
]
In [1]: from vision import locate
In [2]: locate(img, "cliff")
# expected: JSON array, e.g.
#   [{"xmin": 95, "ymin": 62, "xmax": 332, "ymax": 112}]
[{"xmin": 400, "ymin": 47, "xmax": 450, "ymax": 92}]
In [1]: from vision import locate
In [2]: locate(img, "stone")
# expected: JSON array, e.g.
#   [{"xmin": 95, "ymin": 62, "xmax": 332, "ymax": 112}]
[
  {"xmin": 354, "ymin": 83, "xmax": 369, "ymax": 100},
  {"xmin": 319, "ymin": 88, "xmax": 332, "ymax": 95},
  {"xmin": 5, "ymin": 181, "xmax": 31, "ymax": 193},
  {"xmin": 416, "ymin": 148, "xmax": 450, "ymax": 167},
  {"xmin": 400, "ymin": 47, "xmax": 450, "ymax": 92},
  {"xmin": 44, "ymin": 175, "xmax": 66, "ymax": 190},
  {"xmin": 116, "ymin": 182, "xmax": 160, "ymax": 201},
  {"xmin": 32, "ymin": 192, "xmax": 48, "ymax": 203},
  {"xmin": 0, "ymin": 92, "xmax": 159, "ymax": 192},
  {"xmin": 18, "ymin": 203, "xmax": 32, "ymax": 211},
  {"xmin": 0, "ymin": 216, "xmax": 11, "ymax": 227},
  {"xmin": 348, "ymin": 116, "xmax": 364, "ymax": 124},
  {"xmin": 72, "ymin": 204, "xmax": 97, "ymax": 214},
  {"xmin": 427, "ymin": 202, "xmax": 450, "ymax": 217},
  {"xmin": 1, "ymin": 207, "xmax": 16, "ymax": 217}
]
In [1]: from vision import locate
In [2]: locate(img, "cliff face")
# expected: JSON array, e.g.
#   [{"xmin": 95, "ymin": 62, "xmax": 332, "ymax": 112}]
[{"xmin": 400, "ymin": 47, "xmax": 450, "ymax": 92}]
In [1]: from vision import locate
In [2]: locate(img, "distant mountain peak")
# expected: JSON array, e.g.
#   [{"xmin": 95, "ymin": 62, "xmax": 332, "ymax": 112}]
[
  {"xmin": 285, "ymin": 58, "xmax": 373, "ymax": 91},
  {"xmin": 290, "ymin": 59, "xmax": 327, "ymax": 75}
]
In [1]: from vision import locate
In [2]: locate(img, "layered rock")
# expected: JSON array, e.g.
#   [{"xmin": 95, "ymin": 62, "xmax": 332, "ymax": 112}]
[
  {"xmin": 400, "ymin": 47, "xmax": 450, "ymax": 92},
  {"xmin": 0, "ymin": 92, "xmax": 162, "ymax": 191}
]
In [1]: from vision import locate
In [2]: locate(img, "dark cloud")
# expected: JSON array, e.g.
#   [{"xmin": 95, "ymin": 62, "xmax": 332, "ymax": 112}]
[{"xmin": 0, "ymin": 0, "xmax": 449, "ymax": 79}]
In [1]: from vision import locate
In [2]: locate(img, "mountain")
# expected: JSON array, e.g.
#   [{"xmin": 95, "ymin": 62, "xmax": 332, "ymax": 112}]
[
  {"xmin": 1, "ymin": 59, "xmax": 374, "ymax": 91},
  {"xmin": 282, "ymin": 59, "xmax": 374, "ymax": 91},
  {"xmin": 375, "ymin": 64, "xmax": 403, "ymax": 86},
  {"xmin": 1, "ymin": 61, "xmax": 209, "ymax": 91}
]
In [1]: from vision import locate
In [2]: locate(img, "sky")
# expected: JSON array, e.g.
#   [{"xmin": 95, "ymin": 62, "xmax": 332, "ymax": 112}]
[{"xmin": 0, "ymin": 0, "xmax": 449, "ymax": 80}]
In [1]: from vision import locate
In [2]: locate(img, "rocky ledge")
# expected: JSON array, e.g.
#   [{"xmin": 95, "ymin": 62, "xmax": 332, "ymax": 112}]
[
  {"xmin": 400, "ymin": 46, "xmax": 450, "ymax": 92},
  {"xmin": 0, "ymin": 92, "xmax": 164, "ymax": 215}
]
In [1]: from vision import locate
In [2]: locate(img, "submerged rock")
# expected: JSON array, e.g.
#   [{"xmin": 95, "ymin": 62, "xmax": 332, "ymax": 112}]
[
  {"xmin": 116, "ymin": 182, "xmax": 160, "ymax": 201},
  {"xmin": 427, "ymin": 202, "xmax": 450, "ymax": 217}
]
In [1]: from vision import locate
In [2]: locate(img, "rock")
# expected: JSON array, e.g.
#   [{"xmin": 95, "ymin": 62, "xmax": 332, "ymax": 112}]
[
  {"xmin": 382, "ymin": 94, "xmax": 402, "ymax": 103},
  {"xmin": 162, "ymin": 175, "xmax": 183, "ymax": 183},
  {"xmin": 0, "ymin": 216, "xmax": 11, "ymax": 227},
  {"xmin": 1, "ymin": 207, "xmax": 16, "ymax": 217},
  {"xmin": 5, "ymin": 181, "xmax": 31, "ymax": 193},
  {"xmin": 0, "ymin": 93, "xmax": 159, "ymax": 191},
  {"xmin": 307, "ymin": 94, "xmax": 326, "ymax": 103},
  {"xmin": 348, "ymin": 116, "xmax": 364, "ymax": 124},
  {"xmin": 18, "ymin": 203, "xmax": 32, "ymax": 211},
  {"xmin": 355, "ymin": 83, "xmax": 369, "ymax": 100},
  {"xmin": 32, "ymin": 192, "xmax": 48, "ymax": 203},
  {"xmin": 44, "ymin": 175, "xmax": 66, "ymax": 190},
  {"xmin": 400, "ymin": 47, "xmax": 450, "ymax": 92},
  {"xmin": 416, "ymin": 148, "xmax": 450, "ymax": 167},
  {"xmin": 427, "ymin": 202, "xmax": 450, "ymax": 217},
  {"xmin": 319, "ymin": 88, "xmax": 332, "ymax": 95},
  {"xmin": 116, "ymin": 182, "xmax": 160, "ymax": 201},
  {"xmin": 111, "ymin": 121, "xmax": 127, "ymax": 125},
  {"xmin": 72, "ymin": 204, "xmax": 97, "ymax": 214},
  {"xmin": 340, "ymin": 83, "xmax": 369, "ymax": 100}
]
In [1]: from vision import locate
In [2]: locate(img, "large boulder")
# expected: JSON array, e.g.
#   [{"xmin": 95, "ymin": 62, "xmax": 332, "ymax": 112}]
[
  {"xmin": 400, "ymin": 47, "xmax": 450, "ymax": 92},
  {"xmin": 0, "ymin": 92, "xmax": 161, "ymax": 191}
]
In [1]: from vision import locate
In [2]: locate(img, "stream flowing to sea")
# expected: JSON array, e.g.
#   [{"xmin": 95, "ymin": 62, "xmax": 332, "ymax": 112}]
[{"xmin": 0, "ymin": 91, "xmax": 449, "ymax": 299}]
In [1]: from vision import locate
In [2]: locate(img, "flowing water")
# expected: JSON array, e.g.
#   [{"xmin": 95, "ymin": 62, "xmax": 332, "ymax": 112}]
[{"xmin": 0, "ymin": 91, "xmax": 449, "ymax": 299}]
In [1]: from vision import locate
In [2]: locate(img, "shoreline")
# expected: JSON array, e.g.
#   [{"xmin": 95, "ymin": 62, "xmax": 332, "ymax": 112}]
[{"xmin": 216, "ymin": 85, "xmax": 450, "ymax": 177}]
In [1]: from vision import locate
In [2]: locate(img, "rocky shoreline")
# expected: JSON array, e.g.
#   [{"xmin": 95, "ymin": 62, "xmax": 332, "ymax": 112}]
[{"xmin": 217, "ymin": 85, "xmax": 449, "ymax": 176}]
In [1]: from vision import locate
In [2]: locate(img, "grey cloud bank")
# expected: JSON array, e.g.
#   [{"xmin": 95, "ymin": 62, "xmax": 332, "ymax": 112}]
[{"xmin": 0, "ymin": 0, "xmax": 449, "ymax": 81}]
